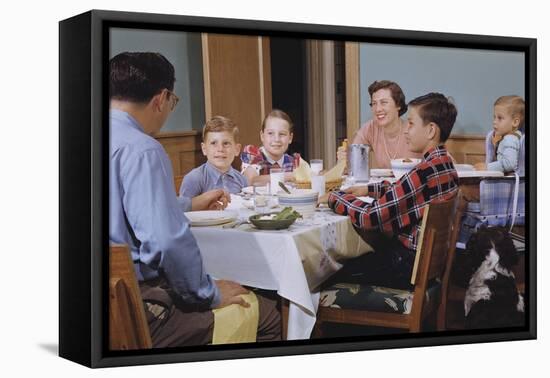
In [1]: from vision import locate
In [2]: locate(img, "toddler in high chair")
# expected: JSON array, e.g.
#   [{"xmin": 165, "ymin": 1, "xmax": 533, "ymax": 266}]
[{"xmin": 475, "ymin": 95, "xmax": 524, "ymax": 174}]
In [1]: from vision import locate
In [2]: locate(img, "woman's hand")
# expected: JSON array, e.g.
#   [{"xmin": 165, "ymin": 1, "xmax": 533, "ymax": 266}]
[{"xmin": 336, "ymin": 145, "xmax": 347, "ymax": 162}]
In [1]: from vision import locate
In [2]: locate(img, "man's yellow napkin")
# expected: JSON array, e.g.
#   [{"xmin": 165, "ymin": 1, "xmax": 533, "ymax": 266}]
[{"xmin": 212, "ymin": 292, "xmax": 259, "ymax": 344}]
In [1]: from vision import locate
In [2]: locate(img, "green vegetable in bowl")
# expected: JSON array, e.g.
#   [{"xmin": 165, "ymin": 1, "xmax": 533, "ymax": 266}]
[{"xmin": 274, "ymin": 207, "xmax": 302, "ymax": 221}]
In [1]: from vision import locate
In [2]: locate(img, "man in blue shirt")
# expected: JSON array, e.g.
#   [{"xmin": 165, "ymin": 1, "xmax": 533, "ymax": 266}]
[{"xmin": 109, "ymin": 52, "xmax": 280, "ymax": 347}]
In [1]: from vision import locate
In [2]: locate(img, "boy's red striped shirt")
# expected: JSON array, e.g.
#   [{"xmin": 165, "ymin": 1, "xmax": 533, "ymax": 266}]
[{"xmin": 328, "ymin": 145, "xmax": 459, "ymax": 252}]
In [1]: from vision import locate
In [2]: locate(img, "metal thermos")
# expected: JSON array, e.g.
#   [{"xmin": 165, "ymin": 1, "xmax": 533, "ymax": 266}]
[{"xmin": 348, "ymin": 144, "xmax": 370, "ymax": 181}]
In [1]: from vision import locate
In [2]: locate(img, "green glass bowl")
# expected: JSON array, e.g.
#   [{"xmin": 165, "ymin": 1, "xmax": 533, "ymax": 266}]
[{"xmin": 249, "ymin": 212, "xmax": 297, "ymax": 230}]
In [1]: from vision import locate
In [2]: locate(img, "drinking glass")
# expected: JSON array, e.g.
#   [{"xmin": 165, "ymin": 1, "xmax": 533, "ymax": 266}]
[
  {"xmin": 311, "ymin": 174, "xmax": 326, "ymax": 196},
  {"xmin": 269, "ymin": 168, "xmax": 285, "ymax": 195},
  {"xmin": 310, "ymin": 159, "xmax": 323, "ymax": 175},
  {"xmin": 253, "ymin": 184, "xmax": 269, "ymax": 214}
]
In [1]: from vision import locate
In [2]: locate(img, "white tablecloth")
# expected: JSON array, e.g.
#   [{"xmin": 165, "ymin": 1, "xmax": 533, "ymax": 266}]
[{"xmin": 190, "ymin": 195, "xmax": 373, "ymax": 340}]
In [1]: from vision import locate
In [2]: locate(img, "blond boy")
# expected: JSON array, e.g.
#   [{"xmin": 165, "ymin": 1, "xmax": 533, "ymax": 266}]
[{"xmin": 180, "ymin": 116, "xmax": 248, "ymax": 197}]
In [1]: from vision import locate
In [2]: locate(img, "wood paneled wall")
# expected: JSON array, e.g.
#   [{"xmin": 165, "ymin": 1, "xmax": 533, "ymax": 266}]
[
  {"xmin": 155, "ymin": 131, "xmax": 205, "ymax": 177},
  {"xmin": 155, "ymin": 130, "xmax": 486, "ymax": 179},
  {"xmin": 446, "ymin": 134, "xmax": 486, "ymax": 164},
  {"xmin": 202, "ymin": 33, "xmax": 272, "ymax": 148}
]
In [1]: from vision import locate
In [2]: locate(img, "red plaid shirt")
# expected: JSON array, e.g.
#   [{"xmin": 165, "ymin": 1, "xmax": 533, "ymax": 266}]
[
  {"xmin": 240, "ymin": 145, "xmax": 300, "ymax": 175},
  {"xmin": 328, "ymin": 146, "xmax": 458, "ymax": 252}
]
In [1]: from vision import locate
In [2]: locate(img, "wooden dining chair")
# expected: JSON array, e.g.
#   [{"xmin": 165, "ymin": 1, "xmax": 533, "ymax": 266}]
[
  {"xmin": 437, "ymin": 191, "xmax": 467, "ymax": 330},
  {"xmin": 314, "ymin": 194, "xmax": 459, "ymax": 335},
  {"xmin": 109, "ymin": 244, "xmax": 152, "ymax": 350}
]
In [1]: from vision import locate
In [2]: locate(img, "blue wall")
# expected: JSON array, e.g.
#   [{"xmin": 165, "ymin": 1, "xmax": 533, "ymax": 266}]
[
  {"xmin": 360, "ymin": 43, "xmax": 525, "ymax": 135},
  {"xmin": 110, "ymin": 28, "xmax": 205, "ymax": 132}
]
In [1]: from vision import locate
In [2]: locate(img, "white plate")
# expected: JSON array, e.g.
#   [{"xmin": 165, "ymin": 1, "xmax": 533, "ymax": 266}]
[
  {"xmin": 454, "ymin": 164, "xmax": 475, "ymax": 171},
  {"xmin": 370, "ymin": 168, "xmax": 394, "ymax": 177},
  {"xmin": 457, "ymin": 170, "xmax": 504, "ymax": 178},
  {"xmin": 242, "ymin": 186, "xmax": 269, "ymax": 195},
  {"xmin": 184, "ymin": 210, "xmax": 237, "ymax": 227}
]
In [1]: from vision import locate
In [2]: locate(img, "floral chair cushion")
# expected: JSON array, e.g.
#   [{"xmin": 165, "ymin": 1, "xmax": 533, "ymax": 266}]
[{"xmin": 319, "ymin": 281, "xmax": 441, "ymax": 315}]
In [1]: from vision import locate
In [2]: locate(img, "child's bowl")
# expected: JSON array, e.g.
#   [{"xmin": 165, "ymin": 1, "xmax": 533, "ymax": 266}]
[
  {"xmin": 277, "ymin": 189, "xmax": 319, "ymax": 218},
  {"xmin": 390, "ymin": 158, "xmax": 422, "ymax": 179}
]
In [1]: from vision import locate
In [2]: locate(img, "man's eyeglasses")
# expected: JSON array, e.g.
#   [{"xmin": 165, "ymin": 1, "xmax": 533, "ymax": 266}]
[{"xmin": 166, "ymin": 90, "xmax": 180, "ymax": 111}]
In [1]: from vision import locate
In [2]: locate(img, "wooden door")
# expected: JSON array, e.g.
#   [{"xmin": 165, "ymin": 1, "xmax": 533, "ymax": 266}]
[{"xmin": 202, "ymin": 33, "xmax": 272, "ymax": 151}]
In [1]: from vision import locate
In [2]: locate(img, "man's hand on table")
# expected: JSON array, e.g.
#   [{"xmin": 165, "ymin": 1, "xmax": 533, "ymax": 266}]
[
  {"xmin": 214, "ymin": 280, "xmax": 250, "ymax": 309},
  {"xmin": 191, "ymin": 189, "xmax": 231, "ymax": 211}
]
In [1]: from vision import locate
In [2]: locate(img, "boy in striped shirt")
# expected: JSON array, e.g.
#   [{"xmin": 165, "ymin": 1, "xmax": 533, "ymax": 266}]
[{"xmin": 324, "ymin": 93, "xmax": 459, "ymax": 289}]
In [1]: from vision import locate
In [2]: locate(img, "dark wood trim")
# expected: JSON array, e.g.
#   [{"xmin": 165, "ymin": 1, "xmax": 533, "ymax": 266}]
[{"xmin": 155, "ymin": 130, "xmax": 200, "ymax": 138}]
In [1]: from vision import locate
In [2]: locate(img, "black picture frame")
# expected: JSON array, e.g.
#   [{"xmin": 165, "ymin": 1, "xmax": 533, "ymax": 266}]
[{"xmin": 59, "ymin": 9, "xmax": 536, "ymax": 368}]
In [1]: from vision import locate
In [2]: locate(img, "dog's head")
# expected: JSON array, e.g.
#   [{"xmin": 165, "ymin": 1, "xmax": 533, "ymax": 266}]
[
  {"xmin": 467, "ymin": 226, "xmax": 519, "ymax": 270},
  {"xmin": 453, "ymin": 226, "xmax": 519, "ymax": 287}
]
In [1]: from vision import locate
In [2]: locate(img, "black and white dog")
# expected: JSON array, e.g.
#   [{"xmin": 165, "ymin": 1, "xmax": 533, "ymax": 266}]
[{"xmin": 454, "ymin": 226, "xmax": 524, "ymax": 329}]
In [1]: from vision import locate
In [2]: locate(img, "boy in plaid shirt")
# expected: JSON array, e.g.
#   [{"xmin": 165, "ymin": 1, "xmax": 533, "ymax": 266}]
[{"xmin": 324, "ymin": 93, "xmax": 459, "ymax": 289}]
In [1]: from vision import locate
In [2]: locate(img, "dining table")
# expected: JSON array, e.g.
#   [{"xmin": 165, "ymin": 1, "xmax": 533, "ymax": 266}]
[
  {"xmin": 188, "ymin": 193, "xmax": 374, "ymax": 340},
  {"xmin": 189, "ymin": 167, "xmax": 507, "ymax": 340}
]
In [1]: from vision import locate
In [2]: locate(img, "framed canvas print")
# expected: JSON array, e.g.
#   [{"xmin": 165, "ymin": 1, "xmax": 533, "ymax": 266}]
[{"xmin": 59, "ymin": 9, "xmax": 536, "ymax": 368}]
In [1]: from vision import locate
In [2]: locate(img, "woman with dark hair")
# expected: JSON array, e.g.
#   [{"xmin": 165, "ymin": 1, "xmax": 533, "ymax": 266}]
[{"xmin": 350, "ymin": 80, "xmax": 422, "ymax": 169}]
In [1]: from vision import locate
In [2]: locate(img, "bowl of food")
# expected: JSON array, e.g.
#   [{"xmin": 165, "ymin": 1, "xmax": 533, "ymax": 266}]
[
  {"xmin": 390, "ymin": 158, "xmax": 422, "ymax": 179},
  {"xmin": 249, "ymin": 207, "xmax": 302, "ymax": 230},
  {"xmin": 276, "ymin": 189, "xmax": 319, "ymax": 218}
]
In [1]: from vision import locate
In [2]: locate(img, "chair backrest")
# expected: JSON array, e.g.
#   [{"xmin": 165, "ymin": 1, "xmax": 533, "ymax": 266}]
[
  {"xmin": 174, "ymin": 175, "xmax": 184, "ymax": 194},
  {"xmin": 109, "ymin": 244, "xmax": 152, "ymax": 350},
  {"xmin": 410, "ymin": 195, "xmax": 459, "ymax": 285},
  {"xmin": 518, "ymin": 134, "xmax": 525, "ymax": 176}
]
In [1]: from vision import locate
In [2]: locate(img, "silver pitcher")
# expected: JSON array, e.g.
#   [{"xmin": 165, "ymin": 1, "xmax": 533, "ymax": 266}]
[{"xmin": 348, "ymin": 144, "xmax": 370, "ymax": 182}]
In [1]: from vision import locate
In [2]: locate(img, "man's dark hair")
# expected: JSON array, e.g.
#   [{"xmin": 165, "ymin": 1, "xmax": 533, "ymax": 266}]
[
  {"xmin": 109, "ymin": 52, "xmax": 175, "ymax": 103},
  {"xmin": 408, "ymin": 93, "xmax": 458, "ymax": 143}
]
